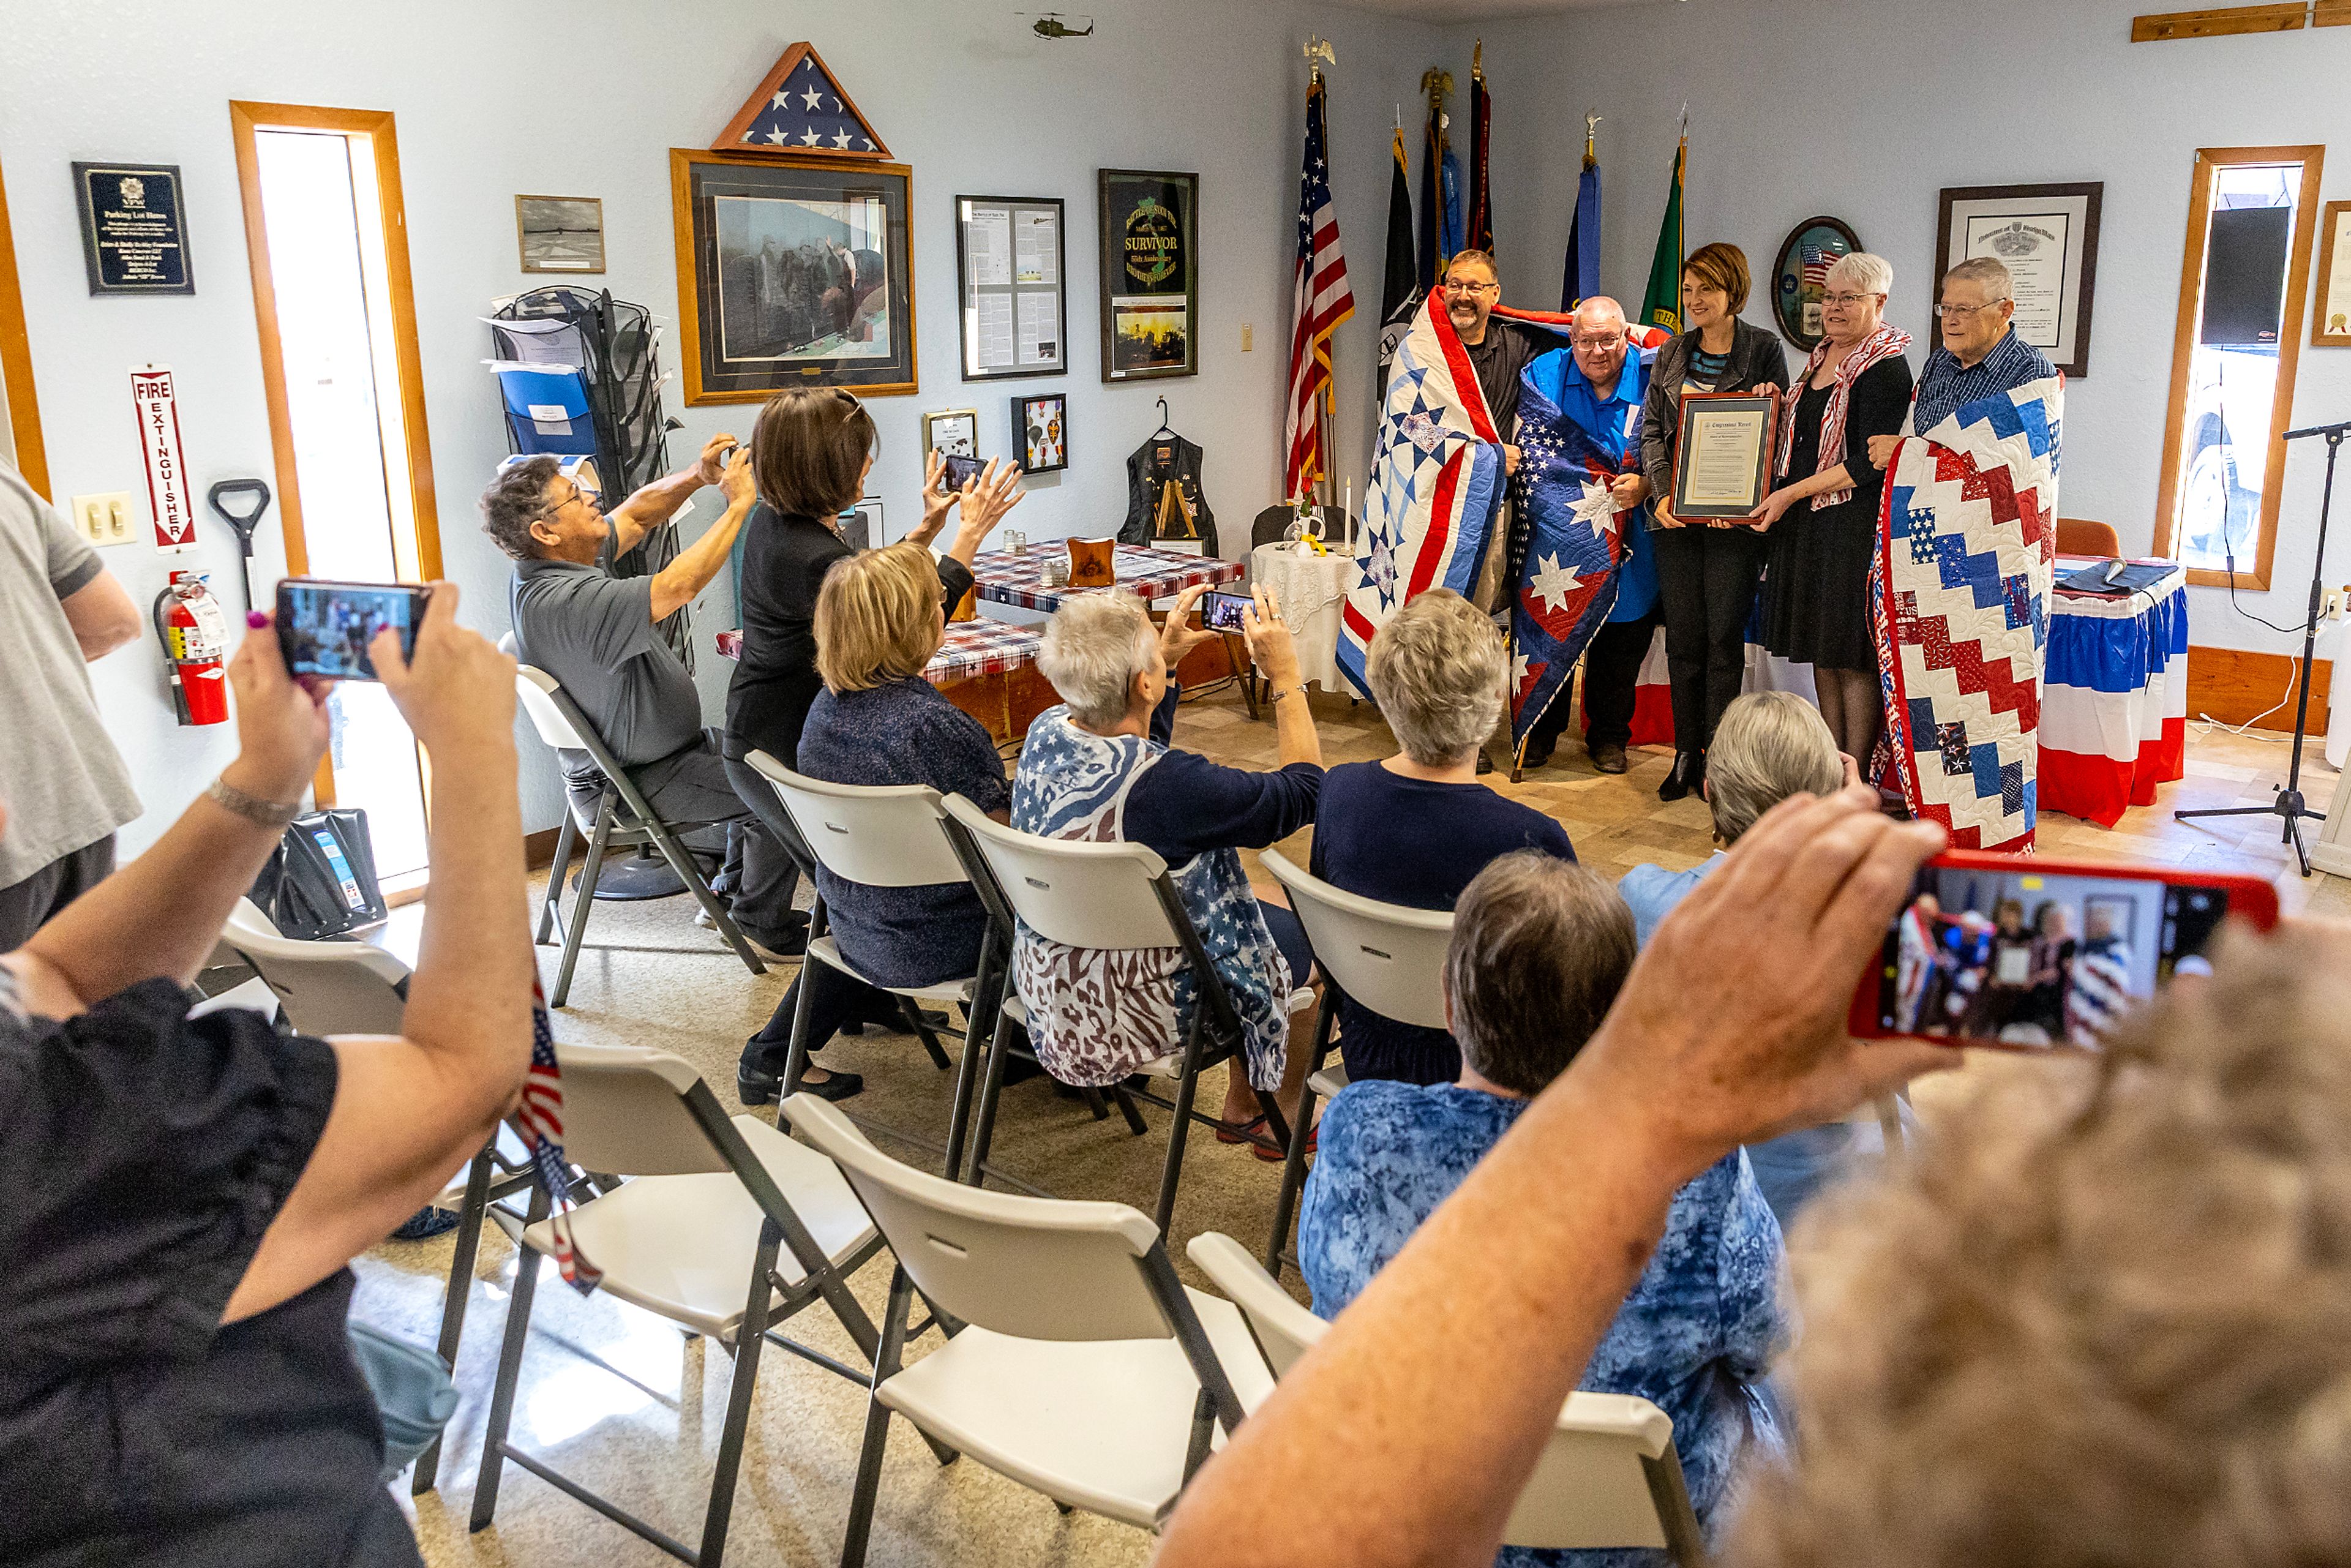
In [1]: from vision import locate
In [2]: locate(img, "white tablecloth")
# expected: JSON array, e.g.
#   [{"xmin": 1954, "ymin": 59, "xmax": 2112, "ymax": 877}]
[{"xmin": 1251, "ymin": 544, "xmax": 1352, "ymax": 693}]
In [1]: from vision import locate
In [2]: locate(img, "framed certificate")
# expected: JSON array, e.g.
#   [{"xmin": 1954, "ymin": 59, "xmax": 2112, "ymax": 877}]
[
  {"xmin": 955, "ymin": 194, "xmax": 1067, "ymax": 380},
  {"xmin": 1935, "ymin": 182, "xmax": 2102, "ymax": 377},
  {"xmin": 1669, "ymin": 392, "xmax": 1778, "ymax": 520},
  {"xmin": 2311, "ymin": 200, "xmax": 2351, "ymax": 348}
]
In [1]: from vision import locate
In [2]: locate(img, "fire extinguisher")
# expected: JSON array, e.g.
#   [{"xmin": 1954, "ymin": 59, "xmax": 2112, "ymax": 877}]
[{"xmin": 153, "ymin": 570, "xmax": 231, "ymax": 726}]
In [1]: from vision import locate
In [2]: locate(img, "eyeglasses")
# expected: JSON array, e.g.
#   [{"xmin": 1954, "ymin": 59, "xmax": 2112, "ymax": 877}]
[
  {"xmin": 1820, "ymin": 291, "xmax": 1879, "ymax": 308},
  {"xmin": 1443, "ymin": 280, "xmax": 1499, "ymax": 295},
  {"xmin": 1935, "ymin": 299, "xmax": 2009, "ymax": 320},
  {"xmin": 535, "ymin": 479, "xmax": 599, "ymax": 522},
  {"xmin": 1570, "ymin": 334, "xmax": 1626, "ymax": 351}
]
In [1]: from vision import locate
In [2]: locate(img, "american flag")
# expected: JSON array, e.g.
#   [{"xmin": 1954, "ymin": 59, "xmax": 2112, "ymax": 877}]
[
  {"xmin": 1283, "ymin": 78, "xmax": 1355, "ymax": 500},
  {"xmin": 1802, "ymin": 239, "xmax": 1837, "ymax": 289},
  {"xmin": 516, "ymin": 977, "xmax": 601, "ymax": 1294},
  {"xmin": 730, "ymin": 50, "xmax": 883, "ymax": 155}
]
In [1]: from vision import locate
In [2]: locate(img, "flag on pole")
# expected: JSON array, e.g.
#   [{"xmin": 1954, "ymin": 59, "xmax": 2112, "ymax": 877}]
[
  {"xmin": 1559, "ymin": 120, "xmax": 1602, "ymax": 312},
  {"xmin": 1466, "ymin": 47, "xmax": 1493, "ymax": 252},
  {"xmin": 1417, "ymin": 75, "xmax": 1445, "ymax": 291},
  {"xmin": 1639, "ymin": 121, "xmax": 1685, "ymax": 334},
  {"xmin": 1378, "ymin": 126, "xmax": 1418, "ymax": 386},
  {"xmin": 1284, "ymin": 76, "xmax": 1356, "ymax": 501},
  {"xmin": 1440, "ymin": 142, "xmax": 1465, "ymax": 260}
]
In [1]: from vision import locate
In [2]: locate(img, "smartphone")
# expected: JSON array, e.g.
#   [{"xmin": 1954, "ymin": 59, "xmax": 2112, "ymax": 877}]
[
  {"xmin": 941, "ymin": 452, "xmax": 985, "ymax": 490},
  {"xmin": 1200, "ymin": 590, "xmax": 1253, "ymax": 632},
  {"xmin": 1848, "ymin": 850, "xmax": 2279, "ymax": 1051},
  {"xmin": 276, "ymin": 578, "xmax": 430, "ymax": 681}
]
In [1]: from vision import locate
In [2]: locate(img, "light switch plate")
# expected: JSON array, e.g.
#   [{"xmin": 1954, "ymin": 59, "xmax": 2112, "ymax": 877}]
[
  {"xmin": 1241, "ymin": 323, "xmax": 1254, "ymax": 351},
  {"xmin": 72, "ymin": 492, "xmax": 135, "ymax": 546}
]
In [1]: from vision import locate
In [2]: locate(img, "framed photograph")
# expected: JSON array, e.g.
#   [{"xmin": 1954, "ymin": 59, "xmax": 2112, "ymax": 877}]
[
  {"xmin": 1771, "ymin": 216, "xmax": 1859, "ymax": 351},
  {"xmin": 958, "ymin": 195, "xmax": 1067, "ymax": 380},
  {"xmin": 2312, "ymin": 200, "xmax": 2351, "ymax": 347},
  {"xmin": 1668, "ymin": 392, "xmax": 1779, "ymax": 520},
  {"xmin": 1937, "ymin": 182, "xmax": 2102, "ymax": 377},
  {"xmin": 72, "ymin": 162, "xmax": 193, "ymax": 295},
  {"xmin": 515, "ymin": 195, "xmax": 605, "ymax": 274},
  {"xmin": 670, "ymin": 147, "xmax": 915, "ymax": 403},
  {"xmin": 1014, "ymin": 392, "xmax": 1068, "ymax": 473},
  {"xmin": 923, "ymin": 407, "xmax": 978, "ymax": 459},
  {"xmin": 1098, "ymin": 169, "xmax": 1198, "ymax": 381}
]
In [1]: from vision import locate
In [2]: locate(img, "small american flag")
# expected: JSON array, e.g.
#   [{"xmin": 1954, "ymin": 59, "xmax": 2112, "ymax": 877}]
[
  {"xmin": 516, "ymin": 977, "xmax": 601, "ymax": 1294},
  {"xmin": 1283, "ymin": 78, "xmax": 1355, "ymax": 500},
  {"xmin": 732, "ymin": 52, "xmax": 882, "ymax": 154},
  {"xmin": 1802, "ymin": 239, "xmax": 1836, "ymax": 290}
]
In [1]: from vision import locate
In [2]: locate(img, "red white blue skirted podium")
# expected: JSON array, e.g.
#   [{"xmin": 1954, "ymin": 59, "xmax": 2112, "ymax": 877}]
[{"xmin": 1620, "ymin": 557, "xmax": 2188, "ymax": 830}]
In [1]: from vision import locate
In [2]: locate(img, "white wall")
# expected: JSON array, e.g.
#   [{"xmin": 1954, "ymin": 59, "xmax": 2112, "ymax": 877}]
[
  {"xmin": 1462, "ymin": 0, "xmax": 2351, "ymax": 661},
  {"xmin": 0, "ymin": 0, "xmax": 1438, "ymax": 853}
]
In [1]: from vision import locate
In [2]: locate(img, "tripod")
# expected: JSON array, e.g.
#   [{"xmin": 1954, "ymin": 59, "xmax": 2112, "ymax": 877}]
[{"xmin": 2173, "ymin": 419, "xmax": 2342, "ymax": 876}]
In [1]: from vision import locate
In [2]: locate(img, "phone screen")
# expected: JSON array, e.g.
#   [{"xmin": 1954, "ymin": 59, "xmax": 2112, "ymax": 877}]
[
  {"xmin": 1870, "ymin": 863, "xmax": 2236, "ymax": 1051},
  {"xmin": 941, "ymin": 453, "xmax": 984, "ymax": 490},
  {"xmin": 1201, "ymin": 590, "xmax": 1251, "ymax": 632},
  {"xmin": 276, "ymin": 580, "xmax": 427, "ymax": 680}
]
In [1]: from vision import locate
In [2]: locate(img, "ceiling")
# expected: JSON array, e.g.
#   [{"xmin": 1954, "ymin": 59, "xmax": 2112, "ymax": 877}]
[{"xmin": 1328, "ymin": 0, "xmax": 1676, "ymax": 17}]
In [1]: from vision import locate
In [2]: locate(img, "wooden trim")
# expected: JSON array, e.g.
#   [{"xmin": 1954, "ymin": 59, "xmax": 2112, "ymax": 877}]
[
  {"xmin": 2185, "ymin": 643, "xmax": 2332, "ymax": 732},
  {"xmin": 2132, "ymin": 4, "xmax": 2306, "ymax": 40},
  {"xmin": 2151, "ymin": 144, "xmax": 2324, "ymax": 593},
  {"xmin": 711, "ymin": 42, "xmax": 893, "ymax": 160},
  {"xmin": 2312, "ymin": 199, "xmax": 2351, "ymax": 346},
  {"xmin": 2318, "ymin": 0, "xmax": 2351, "ymax": 22},
  {"xmin": 0, "ymin": 151, "xmax": 49, "ymax": 497}
]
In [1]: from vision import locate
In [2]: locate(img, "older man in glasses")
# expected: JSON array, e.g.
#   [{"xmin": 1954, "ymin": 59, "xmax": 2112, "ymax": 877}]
[
  {"xmin": 1867, "ymin": 257, "xmax": 2056, "ymax": 470},
  {"xmin": 480, "ymin": 437, "xmax": 806, "ymax": 960}
]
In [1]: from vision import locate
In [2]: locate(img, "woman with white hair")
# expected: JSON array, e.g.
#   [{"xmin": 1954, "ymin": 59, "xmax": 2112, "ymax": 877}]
[
  {"xmin": 1312, "ymin": 590, "xmax": 1575, "ymax": 1087},
  {"xmin": 1013, "ymin": 583, "xmax": 1321, "ymax": 1138},
  {"xmin": 1751, "ymin": 251, "xmax": 1914, "ymax": 765}
]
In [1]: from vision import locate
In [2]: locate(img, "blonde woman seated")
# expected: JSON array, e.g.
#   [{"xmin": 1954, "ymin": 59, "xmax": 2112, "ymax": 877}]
[
  {"xmin": 1012, "ymin": 584, "xmax": 1319, "ymax": 1143},
  {"xmin": 737, "ymin": 541, "xmax": 1010, "ymax": 1105},
  {"xmin": 1314, "ymin": 590, "xmax": 1575, "ymax": 1086}
]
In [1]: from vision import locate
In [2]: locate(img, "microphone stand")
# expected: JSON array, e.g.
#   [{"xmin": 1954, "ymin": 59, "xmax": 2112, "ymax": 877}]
[{"xmin": 2172, "ymin": 417, "xmax": 2344, "ymax": 876}]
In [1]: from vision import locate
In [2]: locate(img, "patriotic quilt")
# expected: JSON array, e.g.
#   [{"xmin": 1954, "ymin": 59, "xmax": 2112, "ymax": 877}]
[{"xmin": 1871, "ymin": 375, "xmax": 2063, "ymax": 852}]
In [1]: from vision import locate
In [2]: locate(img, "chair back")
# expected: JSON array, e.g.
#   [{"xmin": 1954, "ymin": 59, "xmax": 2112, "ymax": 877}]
[
  {"xmin": 2057, "ymin": 517, "xmax": 2121, "ymax": 558},
  {"xmin": 552, "ymin": 1042, "xmax": 733, "ymax": 1178},
  {"xmin": 784, "ymin": 1093, "xmax": 1175, "ymax": 1343},
  {"xmin": 941, "ymin": 794, "xmax": 1183, "ymax": 951},
  {"xmin": 220, "ymin": 898, "xmax": 411, "ymax": 1036},
  {"xmin": 1249, "ymin": 505, "xmax": 1294, "ymax": 551},
  {"xmin": 514, "ymin": 663, "xmax": 590, "ymax": 752},
  {"xmin": 1187, "ymin": 1232, "xmax": 1697, "ymax": 1555},
  {"xmin": 1258, "ymin": 849, "xmax": 1452, "ymax": 1030},
  {"xmin": 744, "ymin": 751, "xmax": 969, "ymax": 889}
]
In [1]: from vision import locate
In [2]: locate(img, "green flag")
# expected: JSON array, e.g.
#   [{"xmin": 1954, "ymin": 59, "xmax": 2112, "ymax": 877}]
[{"xmin": 1640, "ymin": 132, "xmax": 1685, "ymax": 334}]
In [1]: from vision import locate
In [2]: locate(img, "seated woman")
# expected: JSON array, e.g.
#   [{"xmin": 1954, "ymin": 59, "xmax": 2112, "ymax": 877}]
[
  {"xmin": 1012, "ymin": 584, "xmax": 1319, "ymax": 1141},
  {"xmin": 1299, "ymin": 852, "xmax": 1785, "ymax": 1568},
  {"xmin": 1313, "ymin": 589, "xmax": 1574, "ymax": 1086},
  {"xmin": 1619, "ymin": 690, "xmax": 1903, "ymax": 1225},
  {"xmin": 741, "ymin": 541, "xmax": 1011, "ymax": 1102}
]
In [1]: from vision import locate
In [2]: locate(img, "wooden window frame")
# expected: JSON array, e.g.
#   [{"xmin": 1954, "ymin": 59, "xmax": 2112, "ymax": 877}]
[
  {"xmin": 0, "ymin": 151, "xmax": 49, "ymax": 497},
  {"xmin": 2152, "ymin": 144, "xmax": 2324, "ymax": 591},
  {"xmin": 228, "ymin": 101, "xmax": 442, "ymax": 808}
]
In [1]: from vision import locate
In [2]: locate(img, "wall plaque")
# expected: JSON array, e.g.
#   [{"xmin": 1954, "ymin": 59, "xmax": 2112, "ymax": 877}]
[{"xmin": 75, "ymin": 163, "xmax": 193, "ymax": 295}]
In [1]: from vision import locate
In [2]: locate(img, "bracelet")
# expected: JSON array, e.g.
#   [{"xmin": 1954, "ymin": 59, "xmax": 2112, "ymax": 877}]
[
  {"xmin": 206, "ymin": 775, "xmax": 303, "ymax": 830},
  {"xmin": 1269, "ymin": 682, "xmax": 1309, "ymax": 703}
]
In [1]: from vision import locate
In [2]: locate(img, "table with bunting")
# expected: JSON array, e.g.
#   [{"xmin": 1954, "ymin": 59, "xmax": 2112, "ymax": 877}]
[{"xmin": 964, "ymin": 543, "xmax": 1241, "ymax": 612}]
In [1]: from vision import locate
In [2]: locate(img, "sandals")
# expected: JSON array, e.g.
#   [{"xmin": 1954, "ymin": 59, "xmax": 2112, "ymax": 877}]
[{"xmin": 1215, "ymin": 1114, "xmax": 1319, "ymax": 1161}]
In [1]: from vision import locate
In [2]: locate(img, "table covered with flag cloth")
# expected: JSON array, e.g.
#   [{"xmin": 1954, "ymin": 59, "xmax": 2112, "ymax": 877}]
[
  {"xmin": 965, "ymin": 544, "xmax": 1241, "ymax": 612},
  {"xmin": 715, "ymin": 618, "xmax": 1044, "ymax": 686}
]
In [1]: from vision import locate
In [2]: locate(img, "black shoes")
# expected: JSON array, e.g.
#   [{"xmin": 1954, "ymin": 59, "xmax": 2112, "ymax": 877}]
[
  {"xmin": 737, "ymin": 1062, "xmax": 865, "ymax": 1106},
  {"xmin": 1659, "ymin": 751, "xmax": 1704, "ymax": 801},
  {"xmin": 1521, "ymin": 735, "xmax": 1558, "ymax": 770},
  {"xmin": 1589, "ymin": 739, "xmax": 1628, "ymax": 775}
]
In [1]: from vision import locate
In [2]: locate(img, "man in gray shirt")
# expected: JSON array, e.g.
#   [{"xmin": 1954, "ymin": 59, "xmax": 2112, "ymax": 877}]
[
  {"xmin": 482, "ymin": 437, "xmax": 801, "ymax": 955},
  {"xmin": 0, "ymin": 459, "xmax": 143, "ymax": 949}
]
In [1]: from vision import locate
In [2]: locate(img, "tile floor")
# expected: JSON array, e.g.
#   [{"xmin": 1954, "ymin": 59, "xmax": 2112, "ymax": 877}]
[{"xmin": 374, "ymin": 687, "xmax": 2346, "ymax": 1567}]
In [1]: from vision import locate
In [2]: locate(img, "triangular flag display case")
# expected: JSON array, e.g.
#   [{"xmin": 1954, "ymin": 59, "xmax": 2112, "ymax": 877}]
[{"xmin": 712, "ymin": 43, "xmax": 893, "ymax": 161}]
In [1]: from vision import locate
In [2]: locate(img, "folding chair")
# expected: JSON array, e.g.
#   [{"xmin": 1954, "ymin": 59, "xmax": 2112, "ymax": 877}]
[
  {"xmin": 782, "ymin": 1093, "xmax": 1271, "ymax": 1568},
  {"xmin": 741, "ymin": 753, "xmax": 1009, "ymax": 1174},
  {"xmin": 940, "ymin": 795, "xmax": 1297, "ymax": 1237},
  {"xmin": 1187, "ymin": 1232, "xmax": 1708, "ymax": 1566},
  {"xmin": 467, "ymin": 1041, "xmax": 912, "ymax": 1566},
  {"xmin": 1254, "ymin": 848, "xmax": 1454, "ymax": 1277},
  {"xmin": 510, "ymin": 659, "xmax": 765, "ymax": 1005}
]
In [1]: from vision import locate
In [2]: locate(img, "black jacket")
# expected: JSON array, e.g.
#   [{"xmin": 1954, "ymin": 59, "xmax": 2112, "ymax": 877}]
[
  {"xmin": 1640, "ymin": 317, "xmax": 1791, "ymax": 506},
  {"xmin": 1122, "ymin": 434, "xmax": 1218, "ymax": 555}
]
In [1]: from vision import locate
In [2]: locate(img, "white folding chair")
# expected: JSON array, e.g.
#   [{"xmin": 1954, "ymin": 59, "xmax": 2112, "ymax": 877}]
[
  {"xmin": 469, "ymin": 1042, "xmax": 910, "ymax": 1567},
  {"xmin": 940, "ymin": 794, "xmax": 1298, "ymax": 1236},
  {"xmin": 782, "ymin": 1093, "xmax": 1270, "ymax": 1568},
  {"xmin": 1254, "ymin": 849, "xmax": 1455, "ymax": 1277},
  {"xmin": 1187, "ymin": 1232, "xmax": 1707, "ymax": 1565},
  {"xmin": 508, "ymin": 654, "xmax": 765, "ymax": 1006},
  {"xmin": 742, "ymin": 753, "xmax": 1005, "ymax": 1171}
]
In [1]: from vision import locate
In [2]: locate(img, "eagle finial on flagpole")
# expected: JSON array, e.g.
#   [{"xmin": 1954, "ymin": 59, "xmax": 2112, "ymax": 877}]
[
  {"xmin": 1583, "ymin": 111, "xmax": 1601, "ymax": 161},
  {"xmin": 1303, "ymin": 34, "xmax": 1334, "ymax": 84},
  {"xmin": 1472, "ymin": 39, "xmax": 1483, "ymax": 80}
]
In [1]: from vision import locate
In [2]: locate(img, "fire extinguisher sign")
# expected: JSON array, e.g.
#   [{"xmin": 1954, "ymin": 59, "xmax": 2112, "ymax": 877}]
[{"xmin": 130, "ymin": 364, "xmax": 196, "ymax": 553}]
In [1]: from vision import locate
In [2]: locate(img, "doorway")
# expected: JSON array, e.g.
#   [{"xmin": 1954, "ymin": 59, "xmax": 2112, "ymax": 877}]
[{"xmin": 230, "ymin": 103, "xmax": 440, "ymax": 885}]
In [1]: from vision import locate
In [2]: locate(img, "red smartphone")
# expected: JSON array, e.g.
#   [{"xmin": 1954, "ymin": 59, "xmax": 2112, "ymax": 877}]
[{"xmin": 1847, "ymin": 850, "xmax": 2279, "ymax": 1051}]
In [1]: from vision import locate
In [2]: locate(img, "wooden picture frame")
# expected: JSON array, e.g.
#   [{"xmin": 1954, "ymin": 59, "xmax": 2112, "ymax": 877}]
[
  {"xmin": 956, "ymin": 193, "xmax": 1067, "ymax": 380},
  {"xmin": 1771, "ymin": 216, "xmax": 1860, "ymax": 351},
  {"xmin": 515, "ymin": 194, "xmax": 605, "ymax": 274},
  {"xmin": 922, "ymin": 407, "xmax": 978, "ymax": 459},
  {"xmin": 670, "ymin": 147, "xmax": 915, "ymax": 404},
  {"xmin": 2311, "ymin": 200, "xmax": 2351, "ymax": 347},
  {"xmin": 1935, "ymin": 182, "xmax": 2103, "ymax": 377},
  {"xmin": 1014, "ymin": 391, "xmax": 1068, "ymax": 473},
  {"xmin": 1668, "ymin": 392, "xmax": 1779, "ymax": 520},
  {"xmin": 1098, "ymin": 169, "xmax": 1198, "ymax": 382},
  {"xmin": 710, "ymin": 42, "xmax": 892, "ymax": 161}
]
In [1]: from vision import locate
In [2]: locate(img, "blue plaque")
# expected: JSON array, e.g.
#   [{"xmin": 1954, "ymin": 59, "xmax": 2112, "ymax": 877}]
[{"xmin": 74, "ymin": 162, "xmax": 193, "ymax": 295}]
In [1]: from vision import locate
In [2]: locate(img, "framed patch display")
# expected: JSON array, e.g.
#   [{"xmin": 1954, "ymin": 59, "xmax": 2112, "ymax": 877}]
[
  {"xmin": 671, "ymin": 148, "xmax": 915, "ymax": 402},
  {"xmin": 1771, "ymin": 216, "xmax": 1860, "ymax": 351},
  {"xmin": 1098, "ymin": 169, "xmax": 1198, "ymax": 382},
  {"xmin": 1014, "ymin": 391, "xmax": 1068, "ymax": 473},
  {"xmin": 1936, "ymin": 182, "xmax": 2102, "ymax": 377},
  {"xmin": 957, "ymin": 195, "xmax": 1067, "ymax": 380}
]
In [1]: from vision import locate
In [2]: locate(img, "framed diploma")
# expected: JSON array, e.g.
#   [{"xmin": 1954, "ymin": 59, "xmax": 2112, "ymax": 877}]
[
  {"xmin": 2311, "ymin": 201, "xmax": 2351, "ymax": 348},
  {"xmin": 955, "ymin": 194, "xmax": 1068, "ymax": 380},
  {"xmin": 1935, "ymin": 182, "xmax": 2102, "ymax": 378},
  {"xmin": 1669, "ymin": 392, "xmax": 1778, "ymax": 520}
]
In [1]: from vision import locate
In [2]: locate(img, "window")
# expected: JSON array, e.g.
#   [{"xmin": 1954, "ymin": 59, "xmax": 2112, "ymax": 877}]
[{"xmin": 2154, "ymin": 146, "xmax": 2324, "ymax": 589}]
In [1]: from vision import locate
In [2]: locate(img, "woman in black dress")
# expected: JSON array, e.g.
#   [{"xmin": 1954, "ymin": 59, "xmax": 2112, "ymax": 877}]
[{"xmin": 1752, "ymin": 252, "xmax": 1913, "ymax": 766}]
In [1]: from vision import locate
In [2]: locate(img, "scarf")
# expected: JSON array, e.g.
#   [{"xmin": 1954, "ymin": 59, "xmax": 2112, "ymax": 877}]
[{"xmin": 1775, "ymin": 323, "xmax": 1912, "ymax": 511}]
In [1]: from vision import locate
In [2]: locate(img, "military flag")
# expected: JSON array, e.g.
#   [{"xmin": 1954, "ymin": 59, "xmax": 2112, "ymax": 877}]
[
  {"xmin": 1639, "ymin": 122, "xmax": 1685, "ymax": 333},
  {"xmin": 1466, "ymin": 48, "xmax": 1493, "ymax": 252},
  {"xmin": 1559, "ymin": 120, "xmax": 1602, "ymax": 312},
  {"xmin": 1377, "ymin": 126, "xmax": 1419, "ymax": 388}
]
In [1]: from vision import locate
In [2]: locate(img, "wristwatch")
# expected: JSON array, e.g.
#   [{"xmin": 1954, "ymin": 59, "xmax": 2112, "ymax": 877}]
[{"xmin": 206, "ymin": 775, "xmax": 304, "ymax": 830}]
